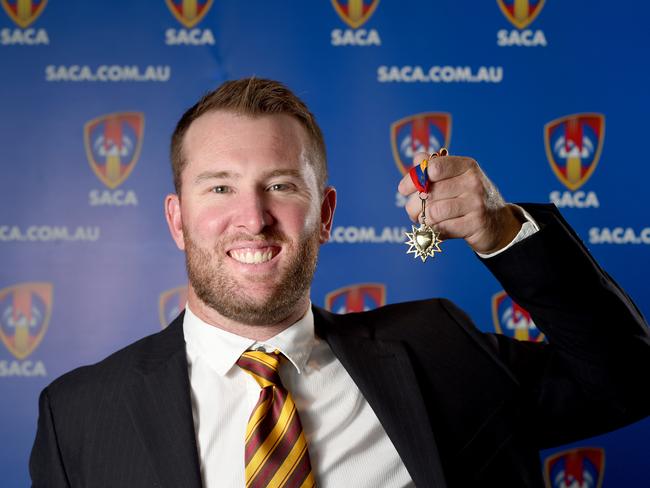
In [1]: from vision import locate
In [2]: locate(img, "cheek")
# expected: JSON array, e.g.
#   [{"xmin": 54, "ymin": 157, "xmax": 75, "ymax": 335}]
[
  {"xmin": 282, "ymin": 204, "xmax": 320, "ymax": 236},
  {"xmin": 183, "ymin": 204, "xmax": 227, "ymax": 240}
]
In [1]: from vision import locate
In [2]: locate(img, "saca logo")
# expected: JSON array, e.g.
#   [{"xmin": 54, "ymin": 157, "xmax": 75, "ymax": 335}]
[
  {"xmin": 0, "ymin": 282, "xmax": 51, "ymax": 377},
  {"xmin": 330, "ymin": 0, "xmax": 381, "ymax": 46},
  {"xmin": 84, "ymin": 112, "xmax": 144, "ymax": 206},
  {"xmin": 0, "ymin": 0, "xmax": 49, "ymax": 45},
  {"xmin": 496, "ymin": 0, "xmax": 547, "ymax": 47},
  {"xmin": 165, "ymin": 0, "xmax": 215, "ymax": 45}
]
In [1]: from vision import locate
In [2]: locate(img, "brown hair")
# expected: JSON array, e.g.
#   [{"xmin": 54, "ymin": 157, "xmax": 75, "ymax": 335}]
[{"xmin": 170, "ymin": 77, "xmax": 327, "ymax": 195}]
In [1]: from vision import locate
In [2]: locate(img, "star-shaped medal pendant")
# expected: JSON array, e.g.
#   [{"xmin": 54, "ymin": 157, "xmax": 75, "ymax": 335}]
[
  {"xmin": 404, "ymin": 148, "xmax": 448, "ymax": 263},
  {"xmin": 405, "ymin": 222, "xmax": 442, "ymax": 262}
]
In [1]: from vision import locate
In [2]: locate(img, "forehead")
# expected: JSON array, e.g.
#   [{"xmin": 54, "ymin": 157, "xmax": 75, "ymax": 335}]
[{"xmin": 182, "ymin": 111, "xmax": 309, "ymax": 173}]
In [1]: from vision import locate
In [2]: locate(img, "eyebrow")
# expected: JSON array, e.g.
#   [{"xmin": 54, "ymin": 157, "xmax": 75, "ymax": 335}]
[
  {"xmin": 193, "ymin": 168, "xmax": 304, "ymax": 184},
  {"xmin": 194, "ymin": 170, "xmax": 238, "ymax": 184},
  {"xmin": 265, "ymin": 169, "xmax": 303, "ymax": 179}
]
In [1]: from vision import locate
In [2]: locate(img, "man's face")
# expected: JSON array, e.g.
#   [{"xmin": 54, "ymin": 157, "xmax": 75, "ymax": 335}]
[{"xmin": 166, "ymin": 111, "xmax": 335, "ymax": 326}]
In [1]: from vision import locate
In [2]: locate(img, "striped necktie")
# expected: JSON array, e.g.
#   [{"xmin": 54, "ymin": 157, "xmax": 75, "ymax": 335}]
[{"xmin": 237, "ymin": 350, "xmax": 316, "ymax": 488}]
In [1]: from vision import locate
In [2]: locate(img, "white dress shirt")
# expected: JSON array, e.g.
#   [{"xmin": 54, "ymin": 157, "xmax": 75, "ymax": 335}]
[{"xmin": 183, "ymin": 305, "xmax": 415, "ymax": 488}]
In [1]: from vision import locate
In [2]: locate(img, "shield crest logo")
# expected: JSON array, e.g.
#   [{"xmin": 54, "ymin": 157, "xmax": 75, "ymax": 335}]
[
  {"xmin": 492, "ymin": 291, "xmax": 544, "ymax": 342},
  {"xmin": 83, "ymin": 112, "xmax": 145, "ymax": 189},
  {"xmin": 544, "ymin": 113, "xmax": 605, "ymax": 191},
  {"xmin": 1, "ymin": 0, "xmax": 48, "ymax": 29},
  {"xmin": 325, "ymin": 283, "xmax": 386, "ymax": 313},
  {"xmin": 0, "ymin": 282, "xmax": 52, "ymax": 360},
  {"xmin": 159, "ymin": 286, "xmax": 188, "ymax": 328},
  {"xmin": 331, "ymin": 0, "xmax": 380, "ymax": 29},
  {"xmin": 391, "ymin": 113, "xmax": 451, "ymax": 175},
  {"xmin": 544, "ymin": 447, "xmax": 605, "ymax": 488},
  {"xmin": 166, "ymin": 0, "xmax": 213, "ymax": 28},
  {"xmin": 496, "ymin": 0, "xmax": 545, "ymax": 30}
]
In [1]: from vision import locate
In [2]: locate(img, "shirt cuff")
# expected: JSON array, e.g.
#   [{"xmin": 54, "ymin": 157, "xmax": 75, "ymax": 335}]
[{"xmin": 477, "ymin": 205, "xmax": 540, "ymax": 259}]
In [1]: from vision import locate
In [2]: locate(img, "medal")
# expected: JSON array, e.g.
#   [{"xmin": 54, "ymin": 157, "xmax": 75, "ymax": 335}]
[
  {"xmin": 404, "ymin": 148, "xmax": 447, "ymax": 262},
  {"xmin": 404, "ymin": 197, "xmax": 443, "ymax": 262}
]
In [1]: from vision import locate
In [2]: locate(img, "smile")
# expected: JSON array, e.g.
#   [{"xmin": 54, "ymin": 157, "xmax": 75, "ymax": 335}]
[{"xmin": 228, "ymin": 247, "xmax": 279, "ymax": 264}]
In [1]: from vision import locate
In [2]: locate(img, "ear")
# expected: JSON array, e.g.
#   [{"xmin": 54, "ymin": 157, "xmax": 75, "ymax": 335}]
[
  {"xmin": 165, "ymin": 193, "xmax": 185, "ymax": 250},
  {"xmin": 319, "ymin": 186, "xmax": 337, "ymax": 244}
]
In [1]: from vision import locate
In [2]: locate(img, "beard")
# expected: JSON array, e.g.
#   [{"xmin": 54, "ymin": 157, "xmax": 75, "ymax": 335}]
[{"xmin": 184, "ymin": 225, "xmax": 320, "ymax": 326}]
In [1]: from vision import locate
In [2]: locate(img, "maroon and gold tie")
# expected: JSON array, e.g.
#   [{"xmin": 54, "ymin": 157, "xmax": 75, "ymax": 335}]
[{"xmin": 237, "ymin": 350, "xmax": 316, "ymax": 488}]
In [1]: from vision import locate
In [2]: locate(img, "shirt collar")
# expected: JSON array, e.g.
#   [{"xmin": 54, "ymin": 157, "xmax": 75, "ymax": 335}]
[{"xmin": 182, "ymin": 303, "xmax": 315, "ymax": 376}]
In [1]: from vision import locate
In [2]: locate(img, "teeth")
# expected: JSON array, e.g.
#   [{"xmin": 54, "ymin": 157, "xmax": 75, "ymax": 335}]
[{"xmin": 230, "ymin": 249, "xmax": 274, "ymax": 264}]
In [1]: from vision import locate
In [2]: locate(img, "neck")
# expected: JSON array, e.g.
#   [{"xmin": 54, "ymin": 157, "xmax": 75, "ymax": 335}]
[{"xmin": 186, "ymin": 288, "xmax": 310, "ymax": 341}]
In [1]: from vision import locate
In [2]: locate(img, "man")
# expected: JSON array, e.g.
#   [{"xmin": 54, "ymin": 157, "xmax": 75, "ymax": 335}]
[{"xmin": 31, "ymin": 78, "xmax": 650, "ymax": 487}]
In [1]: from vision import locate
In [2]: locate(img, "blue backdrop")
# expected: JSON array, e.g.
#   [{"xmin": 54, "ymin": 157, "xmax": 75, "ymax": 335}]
[{"xmin": 1, "ymin": 1, "xmax": 649, "ymax": 486}]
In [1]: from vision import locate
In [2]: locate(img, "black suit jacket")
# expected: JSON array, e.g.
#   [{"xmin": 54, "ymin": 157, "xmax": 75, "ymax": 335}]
[{"xmin": 30, "ymin": 205, "xmax": 650, "ymax": 487}]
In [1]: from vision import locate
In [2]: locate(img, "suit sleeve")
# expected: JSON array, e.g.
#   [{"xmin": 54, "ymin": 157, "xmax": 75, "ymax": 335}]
[
  {"xmin": 480, "ymin": 203, "xmax": 650, "ymax": 448},
  {"xmin": 30, "ymin": 387, "xmax": 71, "ymax": 488}
]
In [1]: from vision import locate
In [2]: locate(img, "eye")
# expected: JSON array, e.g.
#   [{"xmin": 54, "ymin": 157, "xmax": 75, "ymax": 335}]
[
  {"xmin": 210, "ymin": 185, "xmax": 230, "ymax": 194},
  {"xmin": 267, "ymin": 183, "xmax": 294, "ymax": 192}
]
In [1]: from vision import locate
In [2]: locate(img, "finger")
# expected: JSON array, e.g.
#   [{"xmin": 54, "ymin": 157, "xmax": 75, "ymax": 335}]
[
  {"xmin": 432, "ymin": 214, "xmax": 476, "ymax": 241},
  {"xmin": 398, "ymin": 155, "xmax": 479, "ymax": 196},
  {"xmin": 404, "ymin": 193, "xmax": 424, "ymax": 222},
  {"xmin": 397, "ymin": 151, "xmax": 429, "ymax": 196},
  {"xmin": 426, "ymin": 156, "xmax": 477, "ymax": 183},
  {"xmin": 425, "ymin": 195, "xmax": 482, "ymax": 226},
  {"xmin": 405, "ymin": 184, "xmax": 483, "ymax": 224},
  {"xmin": 427, "ymin": 174, "xmax": 469, "ymax": 201},
  {"xmin": 398, "ymin": 171, "xmax": 417, "ymax": 196}
]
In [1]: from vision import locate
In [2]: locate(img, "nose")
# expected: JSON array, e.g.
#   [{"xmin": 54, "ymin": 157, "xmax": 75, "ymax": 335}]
[{"xmin": 232, "ymin": 191, "xmax": 274, "ymax": 235}]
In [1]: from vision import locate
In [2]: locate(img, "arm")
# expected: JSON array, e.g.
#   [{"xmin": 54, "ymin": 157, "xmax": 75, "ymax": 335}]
[
  {"xmin": 398, "ymin": 154, "xmax": 650, "ymax": 446},
  {"xmin": 481, "ymin": 203, "xmax": 650, "ymax": 446},
  {"xmin": 30, "ymin": 388, "xmax": 71, "ymax": 488}
]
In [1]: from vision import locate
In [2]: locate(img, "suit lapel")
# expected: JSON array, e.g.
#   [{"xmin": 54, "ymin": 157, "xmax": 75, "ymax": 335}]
[
  {"xmin": 124, "ymin": 314, "xmax": 203, "ymax": 488},
  {"xmin": 316, "ymin": 308, "xmax": 448, "ymax": 488}
]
